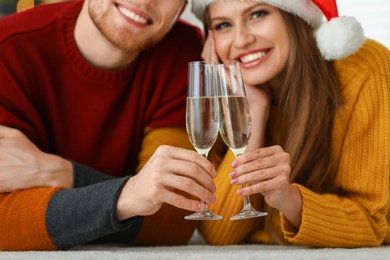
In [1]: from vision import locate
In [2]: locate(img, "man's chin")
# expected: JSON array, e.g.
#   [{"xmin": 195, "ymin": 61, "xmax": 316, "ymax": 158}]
[{"xmin": 110, "ymin": 35, "xmax": 163, "ymax": 53}]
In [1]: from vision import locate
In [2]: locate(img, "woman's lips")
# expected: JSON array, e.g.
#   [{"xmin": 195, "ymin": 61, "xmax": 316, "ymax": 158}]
[{"xmin": 238, "ymin": 50, "xmax": 268, "ymax": 64}]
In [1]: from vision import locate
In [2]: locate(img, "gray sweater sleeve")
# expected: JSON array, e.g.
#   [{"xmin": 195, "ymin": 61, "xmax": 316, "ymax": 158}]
[
  {"xmin": 46, "ymin": 174, "xmax": 143, "ymax": 249},
  {"xmin": 71, "ymin": 160, "xmax": 117, "ymax": 188}
]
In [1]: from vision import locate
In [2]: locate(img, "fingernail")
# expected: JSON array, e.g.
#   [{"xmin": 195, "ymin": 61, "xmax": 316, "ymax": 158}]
[
  {"xmin": 230, "ymin": 178, "xmax": 238, "ymax": 185},
  {"xmin": 212, "ymin": 183, "xmax": 216, "ymax": 192},
  {"xmin": 209, "ymin": 193, "xmax": 216, "ymax": 203},
  {"xmin": 229, "ymin": 170, "xmax": 237, "ymax": 178},
  {"xmin": 237, "ymin": 189, "xmax": 244, "ymax": 195},
  {"xmin": 231, "ymin": 160, "xmax": 239, "ymax": 168},
  {"xmin": 198, "ymin": 202, "xmax": 206, "ymax": 211},
  {"xmin": 211, "ymin": 168, "xmax": 217, "ymax": 177}
]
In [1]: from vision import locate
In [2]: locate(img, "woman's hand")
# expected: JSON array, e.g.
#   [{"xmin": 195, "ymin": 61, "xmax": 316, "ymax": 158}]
[
  {"xmin": 229, "ymin": 145, "xmax": 303, "ymax": 227},
  {"xmin": 201, "ymin": 30, "xmax": 219, "ymax": 63},
  {"xmin": 230, "ymin": 145, "xmax": 290, "ymax": 202}
]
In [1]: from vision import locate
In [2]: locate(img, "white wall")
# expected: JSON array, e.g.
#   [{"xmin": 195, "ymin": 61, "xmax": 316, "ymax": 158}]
[
  {"xmin": 182, "ymin": 2, "xmax": 203, "ymax": 29},
  {"xmin": 182, "ymin": 0, "xmax": 390, "ymax": 49},
  {"xmin": 338, "ymin": 0, "xmax": 390, "ymax": 48}
]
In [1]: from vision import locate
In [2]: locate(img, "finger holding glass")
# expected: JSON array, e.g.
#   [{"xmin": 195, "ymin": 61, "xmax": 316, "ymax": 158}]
[{"xmin": 185, "ymin": 61, "xmax": 223, "ymax": 220}]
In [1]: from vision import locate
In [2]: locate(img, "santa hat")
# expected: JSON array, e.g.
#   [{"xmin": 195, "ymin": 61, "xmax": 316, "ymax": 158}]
[{"xmin": 191, "ymin": 0, "xmax": 365, "ymax": 60}]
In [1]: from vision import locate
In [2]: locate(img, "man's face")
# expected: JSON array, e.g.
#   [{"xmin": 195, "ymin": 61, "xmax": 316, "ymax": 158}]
[{"xmin": 88, "ymin": 0, "xmax": 186, "ymax": 52}]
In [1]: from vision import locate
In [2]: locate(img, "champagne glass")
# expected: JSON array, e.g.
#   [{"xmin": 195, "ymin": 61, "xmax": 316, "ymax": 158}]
[
  {"xmin": 185, "ymin": 61, "xmax": 223, "ymax": 220},
  {"xmin": 216, "ymin": 62, "xmax": 268, "ymax": 220}
]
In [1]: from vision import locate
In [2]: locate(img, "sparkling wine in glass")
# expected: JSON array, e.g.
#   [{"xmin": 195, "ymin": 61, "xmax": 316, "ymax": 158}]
[
  {"xmin": 185, "ymin": 61, "xmax": 223, "ymax": 220},
  {"xmin": 216, "ymin": 62, "xmax": 268, "ymax": 220}
]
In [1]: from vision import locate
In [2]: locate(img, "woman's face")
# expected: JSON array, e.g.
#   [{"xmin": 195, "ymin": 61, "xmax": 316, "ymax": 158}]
[{"xmin": 209, "ymin": 0, "xmax": 290, "ymax": 87}]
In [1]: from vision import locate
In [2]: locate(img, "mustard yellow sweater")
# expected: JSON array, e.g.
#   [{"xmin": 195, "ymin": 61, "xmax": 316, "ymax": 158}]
[{"xmin": 199, "ymin": 39, "xmax": 390, "ymax": 247}]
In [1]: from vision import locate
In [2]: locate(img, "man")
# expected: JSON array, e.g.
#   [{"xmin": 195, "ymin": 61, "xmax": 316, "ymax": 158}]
[{"xmin": 0, "ymin": 0, "xmax": 215, "ymax": 250}]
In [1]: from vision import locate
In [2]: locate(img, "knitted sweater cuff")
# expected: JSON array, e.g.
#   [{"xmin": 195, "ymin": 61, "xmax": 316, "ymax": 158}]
[{"xmin": 46, "ymin": 176, "xmax": 143, "ymax": 249}]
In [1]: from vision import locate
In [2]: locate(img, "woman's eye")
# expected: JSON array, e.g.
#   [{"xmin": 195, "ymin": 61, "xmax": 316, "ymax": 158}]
[
  {"xmin": 213, "ymin": 22, "xmax": 231, "ymax": 31},
  {"xmin": 251, "ymin": 10, "xmax": 268, "ymax": 19}
]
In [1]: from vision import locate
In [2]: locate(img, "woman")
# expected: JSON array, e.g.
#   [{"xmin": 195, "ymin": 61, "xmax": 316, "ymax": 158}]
[{"xmin": 191, "ymin": 0, "xmax": 390, "ymax": 247}]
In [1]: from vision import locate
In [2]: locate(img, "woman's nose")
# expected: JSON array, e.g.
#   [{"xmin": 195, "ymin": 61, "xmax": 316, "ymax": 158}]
[{"xmin": 234, "ymin": 26, "xmax": 256, "ymax": 48}]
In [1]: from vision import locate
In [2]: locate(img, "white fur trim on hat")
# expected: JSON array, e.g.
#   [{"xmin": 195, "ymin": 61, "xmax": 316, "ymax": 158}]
[
  {"xmin": 316, "ymin": 16, "xmax": 365, "ymax": 60},
  {"xmin": 191, "ymin": 0, "xmax": 365, "ymax": 60},
  {"xmin": 192, "ymin": 0, "xmax": 323, "ymax": 28}
]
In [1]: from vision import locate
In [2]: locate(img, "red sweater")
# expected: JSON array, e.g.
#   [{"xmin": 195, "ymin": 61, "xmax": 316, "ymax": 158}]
[{"xmin": 0, "ymin": 0, "xmax": 203, "ymax": 250}]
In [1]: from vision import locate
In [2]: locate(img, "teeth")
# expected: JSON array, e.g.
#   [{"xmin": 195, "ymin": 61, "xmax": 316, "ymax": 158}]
[
  {"xmin": 240, "ymin": 51, "xmax": 267, "ymax": 63},
  {"xmin": 118, "ymin": 6, "xmax": 148, "ymax": 25}
]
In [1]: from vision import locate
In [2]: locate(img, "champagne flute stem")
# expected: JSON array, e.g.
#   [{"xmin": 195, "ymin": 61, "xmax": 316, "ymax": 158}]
[
  {"xmin": 241, "ymin": 183, "xmax": 253, "ymax": 211},
  {"xmin": 184, "ymin": 149, "xmax": 223, "ymax": 220},
  {"xmin": 200, "ymin": 152, "xmax": 208, "ymax": 158},
  {"xmin": 199, "ymin": 151, "xmax": 211, "ymax": 210},
  {"xmin": 234, "ymin": 152, "xmax": 254, "ymax": 209}
]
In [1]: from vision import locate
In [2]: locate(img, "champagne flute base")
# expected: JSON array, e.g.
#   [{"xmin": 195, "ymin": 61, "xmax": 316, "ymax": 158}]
[
  {"xmin": 185, "ymin": 210, "xmax": 223, "ymax": 220},
  {"xmin": 230, "ymin": 208, "xmax": 268, "ymax": 220}
]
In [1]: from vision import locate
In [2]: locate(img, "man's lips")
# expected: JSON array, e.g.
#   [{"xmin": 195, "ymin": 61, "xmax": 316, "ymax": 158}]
[{"xmin": 117, "ymin": 5, "xmax": 149, "ymax": 25}]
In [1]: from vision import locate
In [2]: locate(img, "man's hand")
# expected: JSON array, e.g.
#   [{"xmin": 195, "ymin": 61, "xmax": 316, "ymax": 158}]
[
  {"xmin": 116, "ymin": 145, "xmax": 217, "ymax": 221},
  {"xmin": 0, "ymin": 125, "xmax": 73, "ymax": 193}
]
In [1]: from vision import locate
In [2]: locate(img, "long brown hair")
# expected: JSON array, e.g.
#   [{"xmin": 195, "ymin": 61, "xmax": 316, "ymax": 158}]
[
  {"xmin": 264, "ymin": 10, "xmax": 343, "ymax": 243},
  {"xmin": 274, "ymin": 10, "xmax": 341, "ymax": 193}
]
